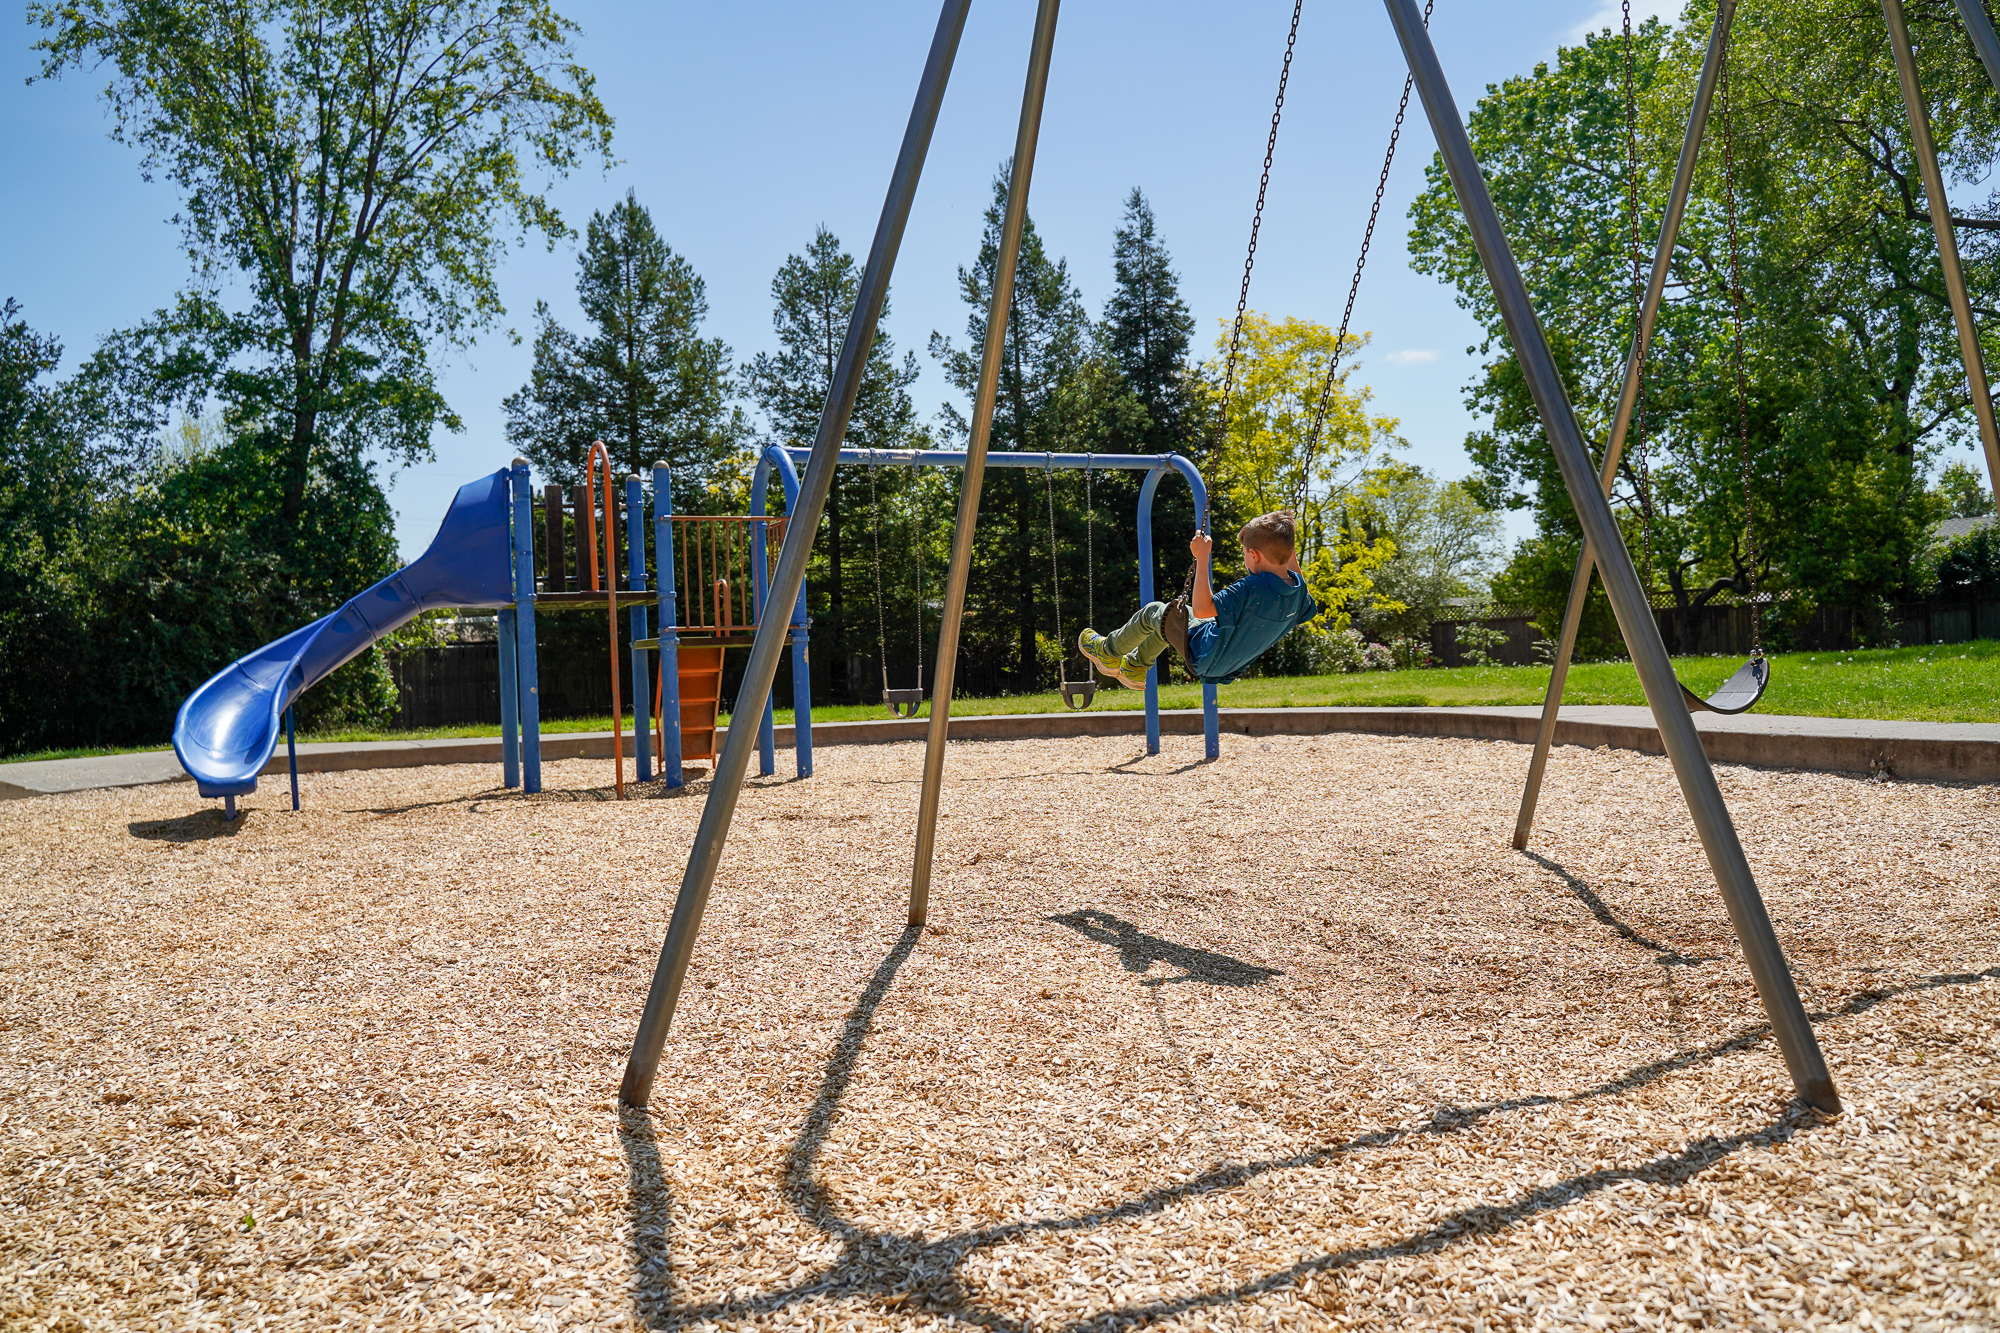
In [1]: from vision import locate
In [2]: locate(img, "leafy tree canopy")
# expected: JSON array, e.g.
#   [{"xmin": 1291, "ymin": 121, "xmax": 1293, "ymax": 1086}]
[
  {"xmin": 1409, "ymin": 0, "xmax": 1997, "ymax": 632},
  {"xmin": 31, "ymin": 0, "xmax": 614, "ymax": 542}
]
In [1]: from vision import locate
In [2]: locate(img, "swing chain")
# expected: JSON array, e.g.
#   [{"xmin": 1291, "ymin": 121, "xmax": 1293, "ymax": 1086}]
[
  {"xmin": 1720, "ymin": 49, "xmax": 1762, "ymax": 653},
  {"xmin": 1303, "ymin": 0, "xmax": 1434, "ymax": 456},
  {"xmin": 1219, "ymin": 0, "xmax": 1304, "ymax": 446},
  {"xmin": 869, "ymin": 461, "xmax": 892, "ymax": 693},
  {"xmin": 913, "ymin": 472, "xmax": 926, "ymax": 686},
  {"xmin": 1045, "ymin": 460, "xmax": 1064, "ymax": 686},
  {"xmin": 1084, "ymin": 459, "xmax": 1094, "ymax": 649}
]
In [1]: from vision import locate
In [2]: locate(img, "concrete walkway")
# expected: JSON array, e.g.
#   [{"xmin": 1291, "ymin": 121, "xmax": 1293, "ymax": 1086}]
[{"xmin": 5, "ymin": 704, "xmax": 1997, "ymax": 799}]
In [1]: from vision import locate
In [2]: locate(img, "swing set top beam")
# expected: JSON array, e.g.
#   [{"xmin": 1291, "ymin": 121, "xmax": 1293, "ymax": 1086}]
[{"xmin": 779, "ymin": 446, "xmax": 1198, "ymax": 475}]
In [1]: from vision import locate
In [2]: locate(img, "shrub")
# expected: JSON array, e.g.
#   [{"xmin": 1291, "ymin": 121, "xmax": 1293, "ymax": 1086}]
[
  {"xmin": 1454, "ymin": 621, "xmax": 1510, "ymax": 667},
  {"xmin": 1362, "ymin": 642, "xmax": 1397, "ymax": 671}
]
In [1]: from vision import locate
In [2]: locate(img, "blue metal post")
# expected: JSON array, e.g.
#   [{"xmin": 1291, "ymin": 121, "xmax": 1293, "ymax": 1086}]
[
  {"xmin": 753, "ymin": 511, "xmax": 776, "ymax": 778},
  {"xmin": 224, "ymin": 795, "xmax": 236, "ymax": 821},
  {"xmin": 285, "ymin": 707, "xmax": 300, "ymax": 810},
  {"xmin": 509, "ymin": 459, "xmax": 543, "ymax": 794},
  {"xmin": 497, "ymin": 606, "xmax": 521, "ymax": 788},
  {"xmin": 1137, "ymin": 468, "xmax": 1162, "ymax": 755},
  {"xmin": 754, "ymin": 447, "xmax": 811, "ymax": 775},
  {"xmin": 626, "ymin": 474, "xmax": 653, "ymax": 783},
  {"xmin": 1203, "ymin": 680, "xmax": 1220, "ymax": 760},
  {"xmin": 652, "ymin": 463, "xmax": 684, "ymax": 789}
]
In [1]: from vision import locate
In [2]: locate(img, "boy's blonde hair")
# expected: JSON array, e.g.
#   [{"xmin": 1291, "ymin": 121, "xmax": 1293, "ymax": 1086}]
[{"xmin": 1238, "ymin": 510, "xmax": 1296, "ymax": 563}]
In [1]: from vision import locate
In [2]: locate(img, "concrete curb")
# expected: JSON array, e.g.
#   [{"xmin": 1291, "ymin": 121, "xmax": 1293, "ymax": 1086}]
[{"xmin": 5, "ymin": 704, "xmax": 1997, "ymax": 799}]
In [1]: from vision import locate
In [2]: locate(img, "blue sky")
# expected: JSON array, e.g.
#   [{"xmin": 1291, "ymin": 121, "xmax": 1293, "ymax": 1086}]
[{"xmin": 2, "ymin": 0, "xmax": 1676, "ymax": 558}]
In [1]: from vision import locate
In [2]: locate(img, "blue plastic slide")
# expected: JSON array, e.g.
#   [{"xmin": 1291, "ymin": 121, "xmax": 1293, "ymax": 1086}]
[{"xmin": 173, "ymin": 469, "xmax": 517, "ymax": 798}]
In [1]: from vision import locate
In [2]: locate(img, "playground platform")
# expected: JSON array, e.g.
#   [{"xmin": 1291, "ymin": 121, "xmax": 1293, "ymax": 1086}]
[{"xmin": 6, "ymin": 705, "xmax": 1999, "ymax": 799}]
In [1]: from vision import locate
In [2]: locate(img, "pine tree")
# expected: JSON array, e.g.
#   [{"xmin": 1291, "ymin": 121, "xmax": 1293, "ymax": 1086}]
[
  {"xmin": 744, "ymin": 226, "xmax": 919, "ymax": 697},
  {"xmin": 504, "ymin": 191, "xmax": 743, "ymax": 503},
  {"xmin": 1100, "ymin": 188, "xmax": 1199, "ymax": 457},
  {"xmin": 930, "ymin": 164, "xmax": 1092, "ymax": 692}
]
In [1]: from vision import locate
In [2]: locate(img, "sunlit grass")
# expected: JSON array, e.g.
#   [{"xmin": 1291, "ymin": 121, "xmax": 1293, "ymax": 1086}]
[{"xmin": 11, "ymin": 640, "xmax": 1999, "ymax": 764}]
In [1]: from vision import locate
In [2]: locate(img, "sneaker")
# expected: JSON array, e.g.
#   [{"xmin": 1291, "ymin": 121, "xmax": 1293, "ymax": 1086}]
[
  {"xmin": 1078, "ymin": 629, "xmax": 1122, "ymax": 677},
  {"xmin": 1111, "ymin": 657, "xmax": 1150, "ymax": 690}
]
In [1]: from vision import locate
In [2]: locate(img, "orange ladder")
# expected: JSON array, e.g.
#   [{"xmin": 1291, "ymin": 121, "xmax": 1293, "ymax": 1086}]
[{"xmin": 672, "ymin": 645, "xmax": 724, "ymax": 763}]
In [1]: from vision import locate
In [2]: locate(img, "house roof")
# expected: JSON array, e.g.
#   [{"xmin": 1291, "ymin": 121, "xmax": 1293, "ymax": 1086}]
[{"xmin": 1936, "ymin": 514, "xmax": 1996, "ymax": 543}]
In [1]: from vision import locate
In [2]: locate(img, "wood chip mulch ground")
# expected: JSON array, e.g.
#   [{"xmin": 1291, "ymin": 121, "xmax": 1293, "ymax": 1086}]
[{"xmin": 3, "ymin": 732, "xmax": 1998, "ymax": 1331}]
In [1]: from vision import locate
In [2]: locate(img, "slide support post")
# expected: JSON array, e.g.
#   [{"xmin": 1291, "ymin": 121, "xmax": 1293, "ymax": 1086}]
[
  {"xmin": 285, "ymin": 707, "xmax": 300, "ymax": 811},
  {"xmin": 498, "ymin": 606, "xmax": 521, "ymax": 789},
  {"xmin": 1386, "ymin": 0, "xmax": 1837, "ymax": 1114},
  {"xmin": 509, "ymin": 459, "xmax": 543, "ymax": 794}
]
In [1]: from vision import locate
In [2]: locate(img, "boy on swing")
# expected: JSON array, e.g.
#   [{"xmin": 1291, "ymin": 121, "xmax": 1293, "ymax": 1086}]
[{"xmin": 1079, "ymin": 510, "xmax": 1318, "ymax": 689}]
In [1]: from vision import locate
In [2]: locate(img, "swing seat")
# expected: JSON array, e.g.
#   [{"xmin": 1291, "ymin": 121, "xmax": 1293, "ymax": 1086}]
[
  {"xmin": 1679, "ymin": 654, "xmax": 1768, "ymax": 716},
  {"xmin": 1059, "ymin": 680, "xmax": 1097, "ymax": 711},
  {"xmin": 883, "ymin": 688, "xmax": 927, "ymax": 719}
]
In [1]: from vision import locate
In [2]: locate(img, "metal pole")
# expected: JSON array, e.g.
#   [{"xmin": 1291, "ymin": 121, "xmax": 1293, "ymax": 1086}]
[
  {"xmin": 1956, "ymin": 0, "xmax": 2000, "ymax": 94},
  {"xmin": 1385, "ymin": 0, "xmax": 1838, "ymax": 1114},
  {"xmin": 498, "ymin": 606, "xmax": 521, "ymax": 788},
  {"xmin": 909, "ymin": 0, "xmax": 1064, "ymax": 927},
  {"xmin": 1138, "ymin": 469, "xmax": 1161, "ymax": 754},
  {"xmin": 509, "ymin": 460, "xmax": 543, "ymax": 794},
  {"xmin": 285, "ymin": 706, "xmax": 299, "ymax": 811},
  {"xmin": 1886, "ymin": 0, "xmax": 2000, "ymax": 510},
  {"xmin": 626, "ymin": 475, "xmax": 653, "ymax": 783},
  {"xmin": 620, "ymin": 0, "xmax": 973, "ymax": 1109},
  {"xmin": 653, "ymin": 463, "xmax": 683, "ymax": 789},
  {"xmin": 1515, "ymin": 0, "xmax": 1736, "ymax": 851}
]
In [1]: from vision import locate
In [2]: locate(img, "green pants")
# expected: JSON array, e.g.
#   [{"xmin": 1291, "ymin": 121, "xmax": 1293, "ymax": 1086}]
[{"xmin": 1107, "ymin": 601, "xmax": 1171, "ymax": 669}]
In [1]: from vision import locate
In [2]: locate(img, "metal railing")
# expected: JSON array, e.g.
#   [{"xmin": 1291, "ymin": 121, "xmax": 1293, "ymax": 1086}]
[{"xmin": 669, "ymin": 515, "xmax": 786, "ymax": 636}]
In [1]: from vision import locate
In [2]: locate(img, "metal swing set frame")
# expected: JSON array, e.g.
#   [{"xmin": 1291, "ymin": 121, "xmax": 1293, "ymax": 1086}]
[{"xmin": 621, "ymin": 0, "xmax": 2000, "ymax": 1118}]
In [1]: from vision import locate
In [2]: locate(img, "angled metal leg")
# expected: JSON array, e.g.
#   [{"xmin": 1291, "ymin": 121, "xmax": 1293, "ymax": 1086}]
[
  {"xmin": 1515, "ymin": 0, "xmax": 1737, "ymax": 851},
  {"xmin": 1887, "ymin": 0, "xmax": 2000, "ymax": 511},
  {"xmin": 1386, "ymin": 0, "xmax": 1838, "ymax": 1114},
  {"xmin": 619, "ymin": 0, "xmax": 974, "ymax": 1109},
  {"xmin": 1956, "ymin": 0, "xmax": 2000, "ymax": 96},
  {"xmin": 908, "ymin": 0, "xmax": 1064, "ymax": 927}
]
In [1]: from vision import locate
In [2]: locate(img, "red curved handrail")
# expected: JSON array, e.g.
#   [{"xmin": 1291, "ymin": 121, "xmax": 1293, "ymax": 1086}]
[{"xmin": 585, "ymin": 441, "xmax": 625, "ymax": 800}]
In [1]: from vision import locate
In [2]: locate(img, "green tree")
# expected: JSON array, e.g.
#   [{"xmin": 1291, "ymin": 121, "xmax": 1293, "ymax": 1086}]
[
  {"xmin": 32, "ymin": 0, "xmax": 614, "ymax": 546},
  {"xmin": 1348, "ymin": 461, "xmax": 1505, "ymax": 645},
  {"xmin": 1408, "ymin": 1, "xmax": 1995, "ymax": 640},
  {"xmin": 930, "ymin": 164, "xmax": 1093, "ymax": 692},
  {"xmin": 743, "ymin": 226, "xmax": 920, "ymax": 698},
  {"xmin": 1100, "ymin": 189, "xmax": 1201, "ymax": 457},
  {"xmin": 1935, "ymin": 458, "xmax": 1996, "ymax": 519},
  {"xmin": 505, "ymin": 191, "xmax": 743, "ymax": 500}
]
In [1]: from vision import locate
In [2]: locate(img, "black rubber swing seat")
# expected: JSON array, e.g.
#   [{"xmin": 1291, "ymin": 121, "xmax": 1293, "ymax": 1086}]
[
  {"xmin": 1678, "ymin": 654, "xmax": 1769, "ymax": 716},
  {"xmin": 1059, "ymin": 680, "xmax": 1097, "ymax": 711},
  {"xmin": 883, "ymin": 688, "xmax": 927, "ymax": 719}
]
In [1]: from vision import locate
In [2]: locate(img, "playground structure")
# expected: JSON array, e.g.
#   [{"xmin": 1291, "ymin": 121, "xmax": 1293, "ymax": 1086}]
[{"xmin": 173, "ymin": 439, "xmax": 1215, "ymax": 810}]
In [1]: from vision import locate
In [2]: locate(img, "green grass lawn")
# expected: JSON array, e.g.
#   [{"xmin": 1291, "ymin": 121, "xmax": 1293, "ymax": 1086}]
[{"xmin": 9, "ymin": 640, "xmax": 1998, "ymax": 764}]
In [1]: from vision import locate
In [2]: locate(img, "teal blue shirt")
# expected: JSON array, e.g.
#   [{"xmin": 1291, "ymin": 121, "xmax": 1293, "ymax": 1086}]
[{"xmin": 1187, "ymin": 569, "xmax": 1319, "ymax": 683}]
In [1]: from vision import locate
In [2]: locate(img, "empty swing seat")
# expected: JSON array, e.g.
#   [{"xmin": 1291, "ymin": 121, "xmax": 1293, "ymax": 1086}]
[
  {"xmin": 883, "ymin": 688, "xmax": 926, "ymax": 719},
  {"xmin": 1679, "ymin": 654, "xmax": 1769, "ymax": 716}
]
